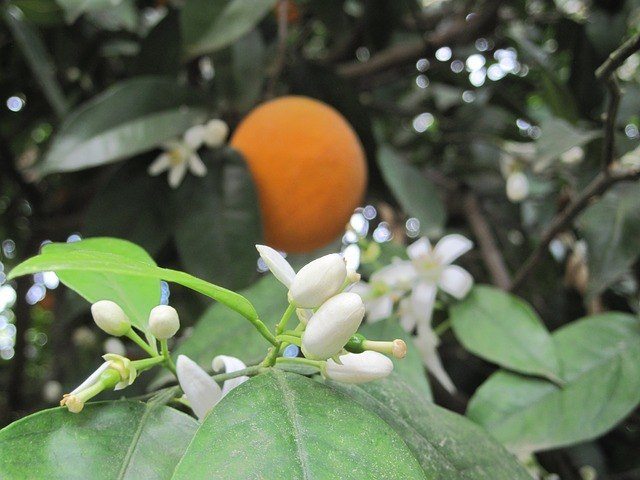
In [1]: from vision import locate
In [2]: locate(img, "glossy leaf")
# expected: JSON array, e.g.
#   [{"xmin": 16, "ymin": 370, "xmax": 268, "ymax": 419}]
[
  {"xmin": 331, "ymin": 373, "xmax": 531, "ymax": 479},
  {"xmin": 450, "ymin": 285, "xmax": 562, "ymax": 383},
  {"xmin": 2, "ymin": 4, "xmax": 67, "ymax": 117},
  {"xmin": 7, "ymin": 237, "xmax": 259, "ymax": 324},
  {"xmin": 0, "ymin": 401, "xmax": 198, "ymax": 479},
  {"xmin": 360, "ymin": 317, "xmax": 432, "ymax": 401},
  {"xmin": 171, "ymin": 148, "xmax": 261, "ymax": 289},
  {"xmin": 38, "ymin": 77, "xmax": 208, "ymax": 175},
  {"xmin": 182, "ymin": 0, "xmax": 278, "ymax": 59},
  {"xmin": 577, "ymin": 182, "xmax": 640, "ymax": 298},
  {"xmin": 172, "ymin": 370, "xmax": 426, "ymax": 479},
  {"xmin": 467, "ymin": 313, "xmax": 640, "ymax": 453},
  {"xmin": 377, "ymin": 145, "xmax": 446, "ymax": 237}
]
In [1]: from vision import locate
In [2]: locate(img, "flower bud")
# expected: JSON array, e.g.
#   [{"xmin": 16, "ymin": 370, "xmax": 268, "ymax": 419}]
[
  {"xmin": 288, "ymin": 254, "xmax": 347, "ymax": 308},
  {"xmin": 506, "ymin": 171, "xmax": 529, "ymax": 202},
  {"xmin": 203, "ymin": 119, "xmax": 229, "ymax": 148},
  {"xmin": 148, "ymin": 305, "xmax": 180, "ymax": 339},
  {"xmin": 324, "ymin": 351, "xmax": 393, "ymax": 384},
  {"xmin": 301, "ymin": 292, "xmax": 365, "ymax": 360},
  {"xmin": 91, "ymin": 300, "xmax": 131, "ymax": 336}
]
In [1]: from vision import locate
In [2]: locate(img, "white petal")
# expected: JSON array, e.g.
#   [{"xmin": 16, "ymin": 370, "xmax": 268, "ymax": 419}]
[
  {"xmin": 348, "ymin": 281, "xmax": 371, "ymax": 298},
  {"xmin": 70, "ymin": 362, "xmax": 110, "ymax": 394},
  {"xmin": 183, "ymin": 125, "xmax": 205, "ymax": 150},
  {"xmin": 176, "ymin": 355, "xmax": 222, "ymax": 420},
  {"xmin": 415, "ymin": 325, "xmax": 456, "ymax": 393},
  {"xmin": 256, "ymin": 245, "xmax": 296, "ymax": 287},
  {"xmin": 433, "ymin": 234, "xmax": 473, "ymax": 265},
  {"xmin": 371, "ymin": 261, "xmax": 417, "ymax": 290},
  {"xmin": 212, "ymin": 355, "xmax": 249, "ymax": 396},
  {"xmin": 168, "ymin": 161, "xmax": 188, "ymax": 189},
  {"xmin": 407, "ymin": 237, "xmax": 432, "ymax": 260},
  {"xmin": 410, "ymin": 281, "xmax": 437, "ymax": 328},
  {"xmin": 367, "ymin": 296, "xmax": 393, "ymax": 322},
  {"xmin": 188, "ymin": 153, "xmax": 207, "ymax": 177},
  {"xmin": 439, "ymin": 265, "xmax": 473, "ymax": 299},
  {"xmin": 148, "ymin": 153, "xmax": 171, "ymax": 176}
]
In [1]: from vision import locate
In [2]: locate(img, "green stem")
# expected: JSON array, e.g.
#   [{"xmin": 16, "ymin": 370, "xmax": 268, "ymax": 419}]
[
  {"xmin": 433, "ymin": 319, "xmax": 451, "ymax": 336},
  {"xmin": 276, "ymin": 334, "xmax": 301, "ymax": 346},
  {"xmin": 276, "ymin": 303, "xmax": 296, "ymax": 335},
  {"xmin": 132, "ymin": 356, "xmax": 165, "ymax": 371},
  {"xmin": 275, "ymin": 356, "xmax": 324, "ymax": 370},
  {"xmin": 161, "ymin": 340, "xmax": 177, "ymax": 375},
  {"xmin": 281, "ymin": 329, "xmax": 302, "ymax": 337},
  {"xmin": 126, "ymin": 328, "xmax": 158, "ymax": 357}
]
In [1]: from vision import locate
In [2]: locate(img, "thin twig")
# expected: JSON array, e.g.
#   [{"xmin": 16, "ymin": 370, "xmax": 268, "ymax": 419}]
[
  {"xmin": 595, "ymin": 31, "xmax": 640, "ymax": 80},
  {"xmin": 600, "ymin": 76, "xmax": 620, "ymax": 167},
  {"xmin": 463, "ymin": 193, "xmax": 512, "ymax": 290}
]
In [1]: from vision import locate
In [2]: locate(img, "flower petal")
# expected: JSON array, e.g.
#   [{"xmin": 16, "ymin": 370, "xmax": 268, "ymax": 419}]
[
  {"xmin": 168, "ymin": 161, "xmax": 188, "ymax": 189},
  {"xmin": 183, "ymin": 124, "xmax": 205, "ymax": 150},
  {"xmin": 433, "ymin": 234, "xmax": 473, "ymax": 265},
  {"xmin": 439, "ymin": 265, "xmax": 473, "ymax": 299},
  {"xmin": 398, "ymin": 298, "xmax": 417, "ymax": 332},
  {"xmin": 148, "ymin": 153, "xmax": 171, "ymax": 176},
  {"xmin": 415, "ymin": 325, "xmax": 456, "ymax": 393},
  {"xmin": 367, "ymin": 296, "xmax": 393, "ymax": 322},
  {"xmin": 212, "ymin": 355, "xmax": 249, "ymax": 396},
  {"xmin": 70, "ymin": 362, "xmax": 110, "ymax": 395},
  {"xmin": 407, "ymin": 237, "xmax": 432, "ymax": 260},
  {"xmin": 176, "ymin": 355, "xmax": 222, "ymax": 420},
  {"xmin": 410, "ymin": 281, "xmax": 437, "ymax": 328},
  {"xmin": 256, "ymin": 244, "xmax": 296, "ymax": 287},
  {"xmin": 371, "ymin": 260, "xmax": 417, "ymax": 290},
  {"xmin": 188, "ymin": 153, "xmax": 207, "ymax": 177}
]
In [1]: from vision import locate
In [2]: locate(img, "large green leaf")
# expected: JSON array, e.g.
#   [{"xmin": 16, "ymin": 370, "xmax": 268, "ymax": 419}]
[
  {"xmin": 577, "ymin": 182, "xmax": 640, "ymax": 299},
  {"xmin": 37, "ymin": 77, "xmax": 208, "ymax": 175},
  {"xmin": 181, "ymin": 0, "xmax": 278, "ymax": 59},
  {"xmin": 450, "ymin": 285, "xmax": 562, "ymax": 383},
  {"xmin": 467, "ymin": 313, "xmax": 640, "ymax": 453},
  {"xmin": 2, "ymin": 4, "xmax": 68, "ymax": 118},
  {"xmin": 171, "ymin": 148, "xmax": 262, "ymax": 289},
  {"xmin": 0, "ymin": 401, "xmax": 198, "ymax": 479},
  {"xmin": 7, "ymin": 237, "xmax": 259, "ymax": 325},
  {"xmin": 377, "ymin": 146, "xmax": 446, "ymax": 237},
  {"xmin": 331, "ymin": 374, "xmax": 531, "ymax": 479},
  {"xmin": 360, "ymin": 317, "xmax": 432, "ymax": 401},
  {"xmin": 172, "ymin": 370, "xmax": 426, "ymax": 479}
]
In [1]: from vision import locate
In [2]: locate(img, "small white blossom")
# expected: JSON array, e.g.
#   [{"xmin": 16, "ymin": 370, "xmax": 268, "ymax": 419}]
[
  {"xmin": 324, "ymin": 351, "xmax": 393, "ymax": 384},
  {"xmin": 91, "ymin": 300, "xmax": 131, "ymax": 337},
  {"xmin": 148, "ymin": 138, "xmax": 207, "ymax": 189},
  {"xmin": 256, "ymin": 245, "xmax": 296, "ymax": 287},
  {"xmin": 288, "ymin": 254, "xmax": 347, "ymax": 308},
  {"xmin": 148, "ymin": 305, "xmax": 180, "ymax": 339}
]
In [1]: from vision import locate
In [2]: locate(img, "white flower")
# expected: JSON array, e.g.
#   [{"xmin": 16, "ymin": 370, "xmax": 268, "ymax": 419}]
[
  {"xmin": 176, "ymin": 354, "xmax": 248, "ymax": 421},
  {"xmin": 506, "ymin": 171, "xmax": 529, "ymax": 202},
  {"xmin": 148, "ymin": 305, "xmax": 180, "ymax": 339},
  {"xmin": 324, "ymin": 351, "xmax": 393, "ymax": 384},
  {"xmin": 288, "ymin": 253, "xmax": 347, "ymax": 308},
  {"xmin": 256, "ymin": 245, "xmax": 296, "ymax": 287},
  {"xmin": 301, "ymin": 292, "xmax": 365, "ymax": 360},
  {"xmin": 203, "ymin": 119, "xmax": 229, "ymax": 148},
  {"xmin": 148, "ymin": 138, "xmax": 207, "ymax": 189},
  {"xmin": 91, "ymin": 300, "xmax": 131, "ymax": 337}
]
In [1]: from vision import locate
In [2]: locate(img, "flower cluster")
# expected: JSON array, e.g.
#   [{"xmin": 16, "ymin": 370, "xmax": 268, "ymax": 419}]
[
  {"xmin": 353, "ymin": 234, "xmax": 474, "ymax": 393},
  {"xmin": 148, "ymin": 119, "xmax": 229, "ymax": 188}
]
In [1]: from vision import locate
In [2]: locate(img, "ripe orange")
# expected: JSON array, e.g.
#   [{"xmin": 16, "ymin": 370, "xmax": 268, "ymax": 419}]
[{"xmin": 230, "ymin": 96, "xmax": 367, "ymax": 253}]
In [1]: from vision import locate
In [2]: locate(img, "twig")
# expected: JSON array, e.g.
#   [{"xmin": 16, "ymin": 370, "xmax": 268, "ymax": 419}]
[
  {"xmin": 510, "ymin": 166, "xmax": 640, "ymax": 291},
  {"xmin": 595, "ymin": 31, "xmax": 640, "ymax": 80},
  {"xmin": 463, "ymin": 193, "xmax": 512, "ymax": 290},
  {"xmin": 337, "ymin": 0, "xmax": 503, "ymax": 78},
  {"xmin": 599, "ymin": 76, "xmax": 620, "ymax": 167}
]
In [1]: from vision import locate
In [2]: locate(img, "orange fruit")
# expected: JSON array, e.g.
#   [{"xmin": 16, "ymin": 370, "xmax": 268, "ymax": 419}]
[{"xmin": 231, "ymin": 96, "xmax": 367, "ymax": 253}]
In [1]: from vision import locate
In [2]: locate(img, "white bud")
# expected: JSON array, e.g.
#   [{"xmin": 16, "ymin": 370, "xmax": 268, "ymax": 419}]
[
  {"xmin": 176, "ymin": 355, "xmax": 222, "ymax": 420},
  {"xmin": 91, "ymin": 300, "xmax": 131, "ymax": 336},
  {"xmin": 203, "ymin": 119, "xmax": 229, "ymax": 148},
  {"xmin": 288, "ymin": 254, "xmax": 347, "ymax": 308},
  {"xmin": 301, "ymin": 292, "xmax": 365, "ymax": 360},
  {"xmin": 256, "ymin": 244, "xmax": 296, "ymax": 287},
  {"xmin": 148, "ymin": 305, "xmax": 180, "ymax": 339},
  {"xmin": 183, "ymin": 124, "xmax": 205, "ymax": 150},
  {"xmin": 506, "ymin": 171, "xmax": 529, "ymax": 202},
  {"xmin": 324, "ymin": 351, "xmax": 394, "ymax": 384}
]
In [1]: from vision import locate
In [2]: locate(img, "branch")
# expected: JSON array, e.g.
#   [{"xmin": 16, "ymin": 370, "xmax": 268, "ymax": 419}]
[
  {"xmin": 463, "ymin": 193, "xmax": 512, "ymax": 290},
  {"xmin": 336, "ymin": 0, "xmax": 503, "ymax": 78},
  {"xmin": 510, "ymin": 165, "xmax": 640, "ymax": 292},
  {"xmin": 595, "ymin": 31, "xmax": 640, "ymax": 80}
]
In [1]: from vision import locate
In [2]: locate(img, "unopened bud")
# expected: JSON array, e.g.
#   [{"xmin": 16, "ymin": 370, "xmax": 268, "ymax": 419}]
[
  {"xmin": 148, "ymin": 305, "xmax": 180, "ymax": 339},
  {"xmin": 203, "ymin": 119, "xmax": 229, "ymax": 148},
  {"xmin": 301, "ymin": 292, "xmax": 365, "ymax": 360},
  {"xmin": 91, "ymin": 300, "xmax": 131, "ymax": 336},
  {"xmin": 506, "ymin": 171, "xmax": 529, "ymax": 202},
  {"xmin": 324, "ymin": 351, "xmax": 394, "ymax": 384},
  {"xmin": 288, "ymin": 254, "xmax": 347, "ymax": 308}
]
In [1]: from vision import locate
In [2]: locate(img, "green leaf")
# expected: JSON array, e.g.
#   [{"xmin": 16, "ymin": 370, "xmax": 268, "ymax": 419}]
[
  {"xmin": 181, "ymin": 0, "xmax": 277, "ymax": 59},
  {"xmin": 450, "ymin": 285, "xmax": 562, "ymax": 383},
  {"xmin": 577, "ymin": 182, "xmax": 640, "ymax": 299},
  {"xmin": 171, "ymin": 148, "xmax": 262, "ymax": 289},
  {"xmin": 360, "ymin": 317, "xmax": 432, "ymax": 401},
  {"xmin": 55, "ymin": 0, "xmax": 123, "ymax": 23},
  {"xmin": 0, "ymin": 401, "xmax": 198, "ymax": 479},
  {"xmin": 172, "ymin": 370, "xmax": 426, "ymax": 479},
  {"xmin": 534, "ymin": 117, "xmax": 600, "ymax": 171},
  {"xmin": 7, "ymin": 237, "xmax": 259, "ymax": 325},
  {"xmin": 38, "ymin": 77, "xmax": 208, "ymax": 175},
  {"xmin": 467, "ymin": 313, "xmax": 640, "ymax": 453},
  {"xmin": 377, "ymin": 145, "xmax": 446, "ymax": 237},
  {"xmin": 2, "ymin": 4, "xmax": 68, "ymax": 118},
  {"xmin": 330, "ymin": 373, "xmax": 531, "ymax": 479}
]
